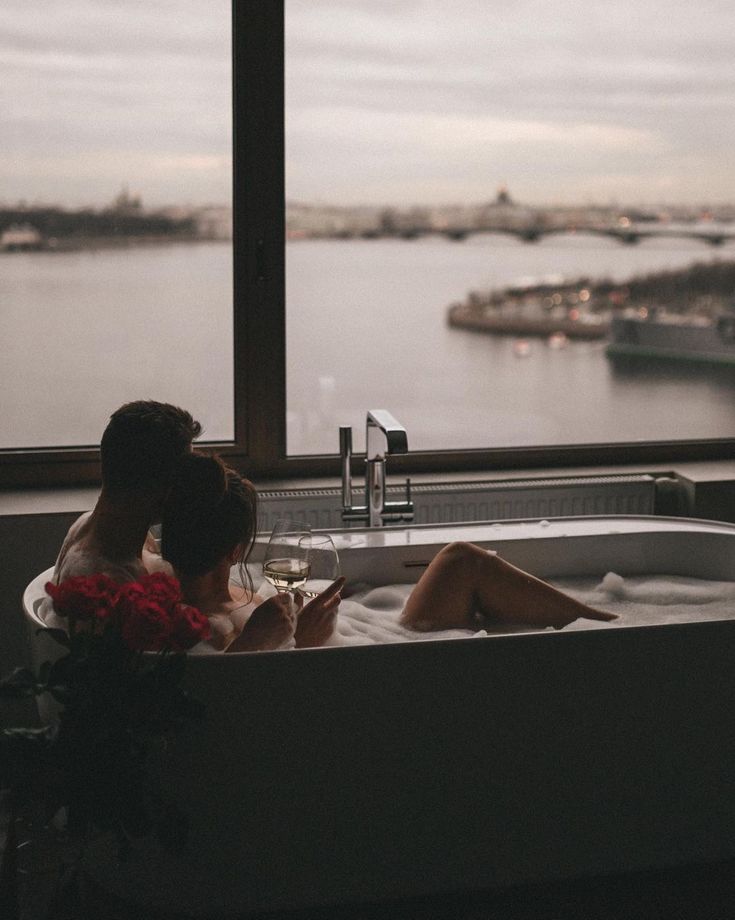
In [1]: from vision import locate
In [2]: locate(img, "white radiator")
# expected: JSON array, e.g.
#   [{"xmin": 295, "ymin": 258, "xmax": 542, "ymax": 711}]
[{"xmin": 257, "ymin": 474, "xmax": 658, "ymax": 531}]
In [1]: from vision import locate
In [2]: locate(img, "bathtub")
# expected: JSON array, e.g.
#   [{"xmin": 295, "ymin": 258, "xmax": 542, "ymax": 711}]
[{"xmin": 23, "ymin": 515, "xmax": 735, "ymax": 917}]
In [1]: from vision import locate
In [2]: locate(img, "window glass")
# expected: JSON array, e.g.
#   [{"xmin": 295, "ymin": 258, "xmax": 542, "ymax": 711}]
[
  {"xmin": 1, "ymin": 0, "xmax": 233, "ymax": 448},
  {"xmin": 285, "ymin": 0, "xmax": 735, "ymax": 455}
]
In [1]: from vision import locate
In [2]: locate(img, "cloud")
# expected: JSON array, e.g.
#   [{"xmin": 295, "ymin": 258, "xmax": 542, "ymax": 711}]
[
  {"xmin": 290, "ymin": 107, "xmax": 658, "ymax": 154},
  {"xmin": 0, "ymin": 0, "xmax": 230, "ymax": 206},
  {"xmin": 2, "ymin": 0, "xmax": 734, "ymax": 206},
  {"xmin": 287, "ymin": 106, "xmax": 665, "ymax": 204}
]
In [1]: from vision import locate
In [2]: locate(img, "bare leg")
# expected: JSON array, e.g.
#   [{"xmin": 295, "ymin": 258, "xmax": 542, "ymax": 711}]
[{"xmin": 399, "ymin": 542, "xmax": 617, "ymax": 631}]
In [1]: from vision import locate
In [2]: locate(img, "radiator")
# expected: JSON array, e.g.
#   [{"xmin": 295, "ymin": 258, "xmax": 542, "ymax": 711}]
[{"xmin": 257, "ymin": 474, "xmax": 658, "ymax": 531}]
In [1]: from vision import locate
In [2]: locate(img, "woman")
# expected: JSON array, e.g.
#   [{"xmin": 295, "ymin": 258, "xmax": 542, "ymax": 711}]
[
  {"xmin": 162, "ymin": 454, "xmax": 615, "ymax": 653},
  {"xmin": 161, "ymin": 453, "xmax": 342, "ymax": 651}
]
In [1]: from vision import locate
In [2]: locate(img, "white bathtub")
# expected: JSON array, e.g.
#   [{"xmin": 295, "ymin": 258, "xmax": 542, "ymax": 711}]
[{"xmin": 23, "ymin": 515, "xmax": 735, "ymax": 917}]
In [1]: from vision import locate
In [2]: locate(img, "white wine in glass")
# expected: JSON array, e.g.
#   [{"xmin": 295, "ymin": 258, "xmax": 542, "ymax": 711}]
[
  {"xmin": 262, "ymin": 520, "xmax": 311, "ymax": 594},
  {"xmin": 299, "ymin": 533, "xmax": 340, "ymax": 599}
]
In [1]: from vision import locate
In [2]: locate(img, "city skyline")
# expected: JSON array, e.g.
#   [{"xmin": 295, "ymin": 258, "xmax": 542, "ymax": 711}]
[
  {"xmin": 2, "ymin": 1, "xmax": 735, "ymax": 208},
  {"xmin": 4, "ymin": 187, "xmax": 735, "ymax": 217}
]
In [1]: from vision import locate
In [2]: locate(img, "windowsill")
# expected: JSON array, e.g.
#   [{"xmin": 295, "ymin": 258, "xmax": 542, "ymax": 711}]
[
  {"xmin": 0, "ymin": 487, "xmax": 101, "ymax": 517},
  {"xmin": 2, "ymin": 459, "xmax": 735, "ymax": 517}
]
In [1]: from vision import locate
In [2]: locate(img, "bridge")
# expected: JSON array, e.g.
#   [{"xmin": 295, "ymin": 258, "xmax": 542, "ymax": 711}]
[{"xmin": 356, "ymin": 222, "xmax": 735, "ymax": 246}]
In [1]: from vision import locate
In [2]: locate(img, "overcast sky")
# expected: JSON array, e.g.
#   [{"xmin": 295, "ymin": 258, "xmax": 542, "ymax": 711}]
[{"xmin": 2, "ymin": 0, "xmax": 733, "ymax": 209}]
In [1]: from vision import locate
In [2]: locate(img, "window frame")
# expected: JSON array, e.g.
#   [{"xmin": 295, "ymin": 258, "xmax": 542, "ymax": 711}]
[{"xmin": 1, "ymin": 0, "xmax": 735, "ymax": 490}]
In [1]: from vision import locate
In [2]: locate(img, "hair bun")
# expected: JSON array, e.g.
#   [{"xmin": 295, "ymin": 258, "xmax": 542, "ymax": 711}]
[{"xmin": 168, "ymin": 452, "xmax": 227, "ymax": 515}]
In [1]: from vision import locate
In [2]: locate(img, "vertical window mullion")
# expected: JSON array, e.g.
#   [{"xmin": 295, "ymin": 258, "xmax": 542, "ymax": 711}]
[{"xmin": 233, "ymin": 1, "xmax": 286, "ymax": 474}]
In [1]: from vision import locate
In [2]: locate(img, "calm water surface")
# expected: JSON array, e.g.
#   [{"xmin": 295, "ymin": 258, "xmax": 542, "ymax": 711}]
[
  {"xmin": 3, "ymin": 234, "xmax": 735, "ymax": 452},
  {"xmin": 287, "ymin": 234, "xmax": 735, "ymax": 454},
  {"xmin": 1, "ymin": 242, "xmax": 234, "ymax": 447}
]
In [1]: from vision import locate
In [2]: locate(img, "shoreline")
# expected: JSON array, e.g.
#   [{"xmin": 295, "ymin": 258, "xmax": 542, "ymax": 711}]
[
  {"xmin": 447, "ymin": 259, "xmax": 735, "ymax": 341},
  {"xmin": 0, "ymin": 235, "xmax": 230, "ymax": 255},
  {"xmin": 447, "ymin": 303, "xmax": 610, "ymax": 339}
]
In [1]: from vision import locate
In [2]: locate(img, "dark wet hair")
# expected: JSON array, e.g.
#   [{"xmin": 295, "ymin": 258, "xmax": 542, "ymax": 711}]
[
  {"xmin": 161, "ymin": 453, "xmax": 258, "ymax": 588},
  {"xmin": 100, "ymin": 400, "xmax": 201, "ymax": 496}
]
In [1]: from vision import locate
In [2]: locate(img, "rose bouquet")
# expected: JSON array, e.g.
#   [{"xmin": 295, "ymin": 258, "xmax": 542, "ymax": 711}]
[{"xmin": 1, "ymin": 572, "xmax": 210, "ymax": 857}]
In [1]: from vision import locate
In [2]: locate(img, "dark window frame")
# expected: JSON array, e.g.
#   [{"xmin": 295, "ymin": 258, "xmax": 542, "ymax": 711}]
[{"xmin": 1, "ymin": 0, "xmax": 734, "ymax": 490}]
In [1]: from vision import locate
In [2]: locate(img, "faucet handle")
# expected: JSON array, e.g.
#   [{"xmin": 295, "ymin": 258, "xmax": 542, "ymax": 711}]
[
  {"xmin": 402, "ymin": 477, "xmax": 414, "ymax": 519},
  {"xmin": 339, "ymin": 426, "xmax": 353, "ymax": 509},
  {"xmin": 382, "ymin": 476, "xmax": 414, "ymax": 524}
]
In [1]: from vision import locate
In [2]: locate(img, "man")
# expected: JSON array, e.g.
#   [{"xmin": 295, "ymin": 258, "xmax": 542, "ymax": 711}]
[{"xmin": 53, "ymin": 400, "xmax": 201, "ymax": 582}]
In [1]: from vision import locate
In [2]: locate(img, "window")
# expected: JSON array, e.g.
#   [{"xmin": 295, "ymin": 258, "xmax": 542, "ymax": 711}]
[
  {"xmin": 2, "ymin": 1, "xmax": 735, "ymax": 487},
  {"xmin": 1, "ymin": 0, "xmax": 234, "ymax": 483},
  {"xmin": 283, "ymin": 0, "xmax": 735, "ymax": 463}
]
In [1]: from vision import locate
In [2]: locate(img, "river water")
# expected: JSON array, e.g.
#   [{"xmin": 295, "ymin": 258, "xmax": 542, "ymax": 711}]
[
  {"xmin": 2, "ymin": 234, "xmax": 735, "ymax": 453},
  {"xmin": 286, "ymin": 234, "xmax": 735, "ymax": 454}
]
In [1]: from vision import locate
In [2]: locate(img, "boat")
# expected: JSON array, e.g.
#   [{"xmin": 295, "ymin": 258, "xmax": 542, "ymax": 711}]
[{"xmin": 606, "ymin": 309, "xmax": 735, "ymax": 365}]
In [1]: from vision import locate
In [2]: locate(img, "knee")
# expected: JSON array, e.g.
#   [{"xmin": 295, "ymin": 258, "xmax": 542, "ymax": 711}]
[
  {"xmin": 435, "ymin": 541, "xmax": 487, "ymax": 571},
  {"xmin": 438, "ymin": 541, "xmax": 482, "ymax": 561}
]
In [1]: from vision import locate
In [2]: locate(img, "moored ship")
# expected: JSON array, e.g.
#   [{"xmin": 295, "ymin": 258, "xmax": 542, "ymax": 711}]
[{"xmin": 606, "ymin": 309, "xmax": 735, "ymax": 364}]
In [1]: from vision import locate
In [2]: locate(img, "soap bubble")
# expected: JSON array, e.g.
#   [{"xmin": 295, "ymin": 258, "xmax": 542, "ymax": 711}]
[{"xmin": 600, "ymin": 572, "xmax": 626, "ymax": 597}]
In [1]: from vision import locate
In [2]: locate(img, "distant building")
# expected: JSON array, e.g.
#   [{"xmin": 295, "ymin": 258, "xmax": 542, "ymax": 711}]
[
  {"xmin": 475, "ymin": 186, "xmax": 535, "ymax": 231},
  {"xmin": 286, "ymin": 202, "xmax": 379, "ymax": 238},
  {"xmin": 495, "ymin": 184, "xmax": 512, "ymax": 206},
  {"xmin": 194, "ymin": 206, "xmax": 232, "ymax": 240},
  {"xmin": 111, "ymin": 185, "xmax": 143, "ymax": 215},
  {"xmin": 0, "ymin": 223, "xmax": 43, "ymax": 251}
]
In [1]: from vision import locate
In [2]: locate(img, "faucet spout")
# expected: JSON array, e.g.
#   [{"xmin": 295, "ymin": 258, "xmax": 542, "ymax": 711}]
[{"xmin": 366, "ymin": 409, "xmax": 408, "ymax": 459}]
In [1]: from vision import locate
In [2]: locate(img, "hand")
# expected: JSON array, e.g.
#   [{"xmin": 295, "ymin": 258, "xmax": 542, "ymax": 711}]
[
  {"xmin": 142, "ymin": 530, "xmax": 173, "ymax": 575},
  {"xmin": 227, "ymin": 593, "xmax": 297, "ymax": 652},
  {"xmin": 294, "ymin": 576, "xmax": 345, "ymax": 648}
]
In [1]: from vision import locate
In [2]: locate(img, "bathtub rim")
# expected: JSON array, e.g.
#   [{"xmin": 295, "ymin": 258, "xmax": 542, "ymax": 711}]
[
  {"xmin": 25, "ymin": 514, "xmax": 735, "ymax": 661},
  {"xmin": 277, "ymin": 512, "xmax": 735, "ymax": 542}
]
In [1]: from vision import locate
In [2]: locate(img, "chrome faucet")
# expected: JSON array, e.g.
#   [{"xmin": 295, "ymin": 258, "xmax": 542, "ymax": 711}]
[{"xmin": 340, "ymin": 410, "xmax": 414, "ymax": 527}]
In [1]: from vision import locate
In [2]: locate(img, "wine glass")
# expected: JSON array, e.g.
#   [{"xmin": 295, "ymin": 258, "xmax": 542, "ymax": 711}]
[
  {"xmin": 298, "ymin": 533, "xmax": 340, "ymax": 599},
  {"xmin": 262, "ymin": 520, "xmax": 312, "ymax": 594}
]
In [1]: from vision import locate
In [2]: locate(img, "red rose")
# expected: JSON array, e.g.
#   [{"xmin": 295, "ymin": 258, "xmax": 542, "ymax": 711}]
[
  {"xmin": 118, "ymin": 594, "xmax": 173, "ymax": 652},
  {"xmin": 168, "ymin": 603, "xmax": 211, "ymax": 652},
  {"xmin": 114, "ymin": 580, "xmax": 147, "ymax": 604},
  {"xmin": 47, "ymin": 572, "xmax": 206, "ymax": 654},
  {"xmin": 45, "ymin": 574, "xmax": 120, "ymax": 622},
  {"xmin": 117, "ymin": 581, "xmax": 170, "ymax": 650},
  {"xmin": 137, "ymin": 572, "xmax": 182, "ymax": 606}
]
